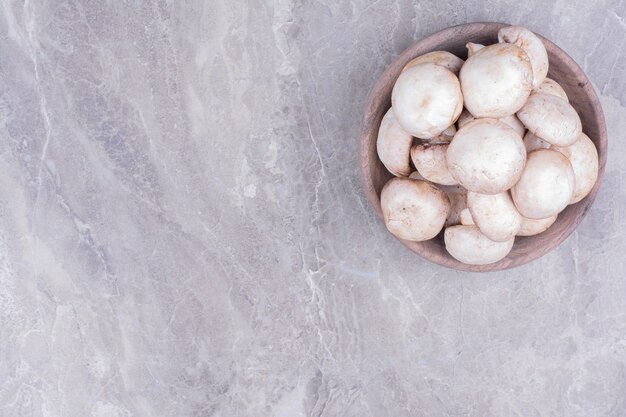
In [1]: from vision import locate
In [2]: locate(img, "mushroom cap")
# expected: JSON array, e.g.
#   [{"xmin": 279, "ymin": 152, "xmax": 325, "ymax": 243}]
[
  {"xmin": 376, "ymin": 108, "xmax": 413, "ymax": 177},
  {"xmin": 517, "ymin": 214, "xmax": 558, "ymax": 236},
  {"xmin": 467, "ymin": 191, "xmax": 523, "ymax": 242},
  {"xmin": 444, "ymin": 225, "xmax": 515, "ymax": 265},
  {"xmin": 408, "ymin": 171, "xmax": 426, "ymax": 180},
  {"xmin": 431, "ymin": 124, "xmax": 456, "ymax": 143},
  {"xmin": 523, "ymin": 130, "xmax": 551, "ymax": 153},
  {"xmin": 498, "ymin": 25, "xmax": 549, "ymax": 89},
  {"xmin": 456, "ymin": 108, "xmax": 474, "ymax": 129},
  {"xmin": 402, "ymin": 51, "xmax": 464, "ymax": 75},
  {"xmin": 410, "ymin": 143, "xmax": 458, "ymax": 185},
  {"xmin": 460, "ymin": 208, "xmax": 475, "ymax": 225},
  {"xmin": 553, "ymin": 133, "xmax": 599, "ymax": 204},
  {"xmin": 534, "ymin": 78, "xmax": 568, "ymax": 102},
  {"xmin": 459, "ymin": 43, "xmax": 533, "ymax": 118},
  {"xmin": 392, "ymin": 63, "xmax": 463, "ymax": 139},
  {"xmin": 380, "ymin": 178, "xmax": 451, "ymax": 241},
  {"xmin": 499, "ymin": 114, "xmax": 526, "ymax": 138},
  {"xmin": 511, "ymin": 149, "xmax": 575, "ymax": 219},
  {"xmin": 457, "ymin": 108, "xmax": 525, "ymax": 137},
  {"xmin": 446, "ymin": 118, "xmax": 527, "ymax": 194},
  {"xmin": 517, "ymin": 93, "xmax": 582, "ymax": 147},
  {"xmin": 466, "ymin": 42, "xmax": 484, "ymax": 57},
  {"xmin": 439, "ymin": 184, "xmax": 468, "ymax": 227}
]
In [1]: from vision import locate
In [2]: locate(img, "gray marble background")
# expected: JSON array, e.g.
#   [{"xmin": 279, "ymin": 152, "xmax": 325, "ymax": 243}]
[{"xmin": 0, "ymin": 0, "xmax": 625, "ymax": 416}]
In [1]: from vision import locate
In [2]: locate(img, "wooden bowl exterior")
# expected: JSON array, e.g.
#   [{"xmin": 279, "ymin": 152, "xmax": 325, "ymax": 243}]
[{"xmin": 359, "ymin": 22, "xmax": 607, "ymax": 272}]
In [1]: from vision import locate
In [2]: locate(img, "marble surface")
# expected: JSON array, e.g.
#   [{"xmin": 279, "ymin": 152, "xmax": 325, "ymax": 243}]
[{"xmin": 1, "ymin": 1, "xmax": 625, "ymax": 416}]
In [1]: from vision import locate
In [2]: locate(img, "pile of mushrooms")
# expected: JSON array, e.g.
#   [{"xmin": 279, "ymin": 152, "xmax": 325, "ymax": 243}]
[{"xmin": 378, "ymin": 25, "xmax": 599, "ymax": 265}]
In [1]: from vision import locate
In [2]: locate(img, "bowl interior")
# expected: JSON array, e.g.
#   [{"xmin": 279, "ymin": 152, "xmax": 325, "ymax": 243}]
[{"xmin": 360, "ymin": 22, "xmax": 607, "ymax": 272}]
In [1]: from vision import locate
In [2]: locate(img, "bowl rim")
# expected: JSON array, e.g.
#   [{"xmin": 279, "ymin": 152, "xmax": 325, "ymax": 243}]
[{"xmin": 359, "ymin": 22, "xmax": 608, "ymax": 272}]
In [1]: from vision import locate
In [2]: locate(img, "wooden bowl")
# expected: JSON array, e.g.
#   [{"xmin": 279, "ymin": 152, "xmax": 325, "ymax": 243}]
[{"xmin": 359, "ymin": 22, "xmax": 608, "ymax": 272}]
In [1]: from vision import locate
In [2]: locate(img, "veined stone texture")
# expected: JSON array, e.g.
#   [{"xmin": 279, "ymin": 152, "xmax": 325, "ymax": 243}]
[{"xmin": 0, "ymin": 1, "xmax": 624, "ymax": 416}]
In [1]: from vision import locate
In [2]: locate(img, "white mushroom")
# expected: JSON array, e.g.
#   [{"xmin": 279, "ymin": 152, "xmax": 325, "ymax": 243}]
[
  {"xmin": 376, "ymin": 108, "xmax": 413, "ymax": 176},
  {"xmin": 517, "ymin": 93, "xmax": 582, "ymax": 147},
  {"xmin": 456, "ymin": 108, "xmax": 475, "ymax": 129},
  {"xmin": 511, "ymin": 149, "xmax": 575, "ymax": 219},
  {"xmin": 459, "ymin": 43, "xmax": 533, "ymax": 118},
  {"xmin": 409, "ymin": 171, "xmax": 426, "ymax": 180},
  {"xmin": 523, "ymin": 131, "xmax": 551, "ymax": 153},
  {"xmin": 466, "ymin": 42, "xmax": 484, "ymax": 57},
  {"xmin": 457, "ymin": 108, "xmax": 525, "ymax": 137},
  {"xmin": 402, "ymin": 51, "xmax": 464, "ymax": 75},
  {"xmin": 460, "ymin": 208, "xmax": 474, "ymax": 225},
  {"xmin": 440, "ymin": 185, "xmax": 468, "ymax": 227},
  {"xmin": 447, "ymin": 118, "xmax": 527, "ymax": 194},
  {"xmin": 499, "ymin": 114, "xmax": 526, "ymax": 138},
  {"xmin": 467, "ymin": 191, "xmax": 522, "ymax": 242},
  {"xmin": 444, "ymin": 225, "xmax": 515, "ymax": 265},
  {"xmin": 432, "ymin": 124, "xmax": 456, "ymax": 143},
  {"xmin": 498, "ymin": 25, "xmax": 549, "ymax": 89},
  {"xmin": 517, "ymin": 215, "xmax": 558, "ymax": 236},
  {"xmin": 410, "ymin": 143, "xmax": 457, "ymax": 185},
  {"xmin": 392, "ymin": 63, "xmax": 463, "ymax": 139},
  {"xmin": 533, "ymin": 78, "xmax": 568, "ymax": 102},
  {"xmin": 553, "ymin": 133, "xmax": 599, "ymax": 204},
  {"xmin": 380, "ymin": 178, "xmax": 450, "ymax": 241}
]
